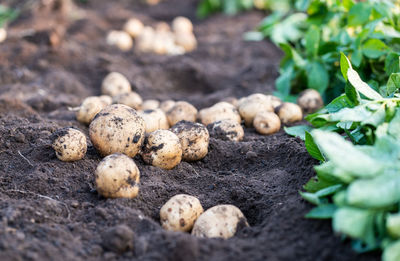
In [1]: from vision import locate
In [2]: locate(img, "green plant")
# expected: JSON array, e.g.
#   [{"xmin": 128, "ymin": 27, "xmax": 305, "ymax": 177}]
[
  {"xmin": 0, "ymin": 5, "xmax": 19, "ymax": 27},
  {"xmin": 197, "ymin": 0, "xmax": 254, "ymax": 18},
  {"xmin": 287, "ymin": 54, "xmax": 400, "ymax": 260}
]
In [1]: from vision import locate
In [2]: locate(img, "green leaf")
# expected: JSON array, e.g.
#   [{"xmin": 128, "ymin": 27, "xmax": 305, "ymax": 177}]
[
  {"xmin": 388, "ymin": 109, "xmax": 400, "ymax": 138},
  {"xmin": 307, "ymin": 61, "xmax": 329, "ymax": 94},
  {"xmin": 300, "ymin": 191, "xmax": 323, "ymax": 205},
  {"xmin": 340, "ymin": 52, "xmax": 351, "ymax": 81},
  {"xmin": 385, "ymin": 53, "xmax": 400, "ymax": 75},
  {"xmin": 345, "ymin": 82, "xmax": 360, "ymax": 105},
  {"xmin": 284, "ymin": 125, "xmax": 312, "ymax": 140},
  {"xmin": 362, "ymin": 39, "xmax": 389, "ymax": 59},
  {"xmin": 305, "ymin": 131, "xmax": 325, "ymax": 161},
  {"xmin": 346, "ymin": 61, "xmax": 382, "ymax": 100},
  {"xmin": 305, "ymin": 25, "xmax": 320, "ymax": 58},
  {"xmin": 305, "ymin": 204, "xmax": 337, "ymax": 219},
  {"xmin": 387, "ymin": 214, "xmax": 400, "ymax": 238},
  {"xmin": 383, "ymin": 240, "xmax": 400, "ymax": 261},
  {"xmin": 315, "ymin": 162, "xmax": 354, "ymax": 184},
  {"xmin": 386, "ymin": 73, "xmax": 400, "ymax": 97},
  {"xmin": 348, "ymin": 3, "xmax": 372, "ymax": 26},
  {"xmin": 276, "ymin": 67, "xmax": 294, "ymax": 96}
]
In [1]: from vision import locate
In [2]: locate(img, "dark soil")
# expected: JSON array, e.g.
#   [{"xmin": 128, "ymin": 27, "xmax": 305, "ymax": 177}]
[{"xmin": 0, "ymin": 1, "xmax": 379, "ymax": 260}]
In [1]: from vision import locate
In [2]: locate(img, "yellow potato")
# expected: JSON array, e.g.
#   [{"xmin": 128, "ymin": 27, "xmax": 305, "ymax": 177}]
[
  {"xmin": 139, "ymin": 109, "xmax": 169, "ymax": 133},
  {"xmin": 297, "ymin": 89, "xmax": 323, "ymax": 113},
  {"xmin": 238, "ymin": 94, "xmax": 274, "ymax": 127},
  {"xmin": 167, "ymin": 101, "xmax": 198, "ymax": 126},
  {"xmin": 172, "ymin": 17, "xmax": 193, "ymax": 34},
  {"xmin": 106, "ymin": 30, "xmax": 133, "ymax": 51},
  {"xmin": 101, "ymin": 72, "xmax": 132, "ymax": 97},
  {"xmin": 76, "ymin": 96, "xmax": 109, "ymax": 125},
  {"xmin": 207, "ymin": 119, "xmax": 244, "ymax": 142},
  {"xmin": 112, "ymin": 92, "xmax": 143, "ymax": 110},
  {"xmin": 198, "ymin": 102, "xmax": 241, "ymax": 126},
  {"xmin": 123, "ymin": 18, "xmax": 144, "ymax": 38},
  {"xmin": 51, "ymin": 127, "xmax": 87, "ymax": 162},
  {"xmin": 253, "ymin": 111, "xmax": 281, "ymax": 135},
  {"xmin": 142, "ymin": 99, "xmax": 160, "ymax": 110},
  {"xmin": 275, "ymin": 102, "xmax": 303, "ymax": 124}
]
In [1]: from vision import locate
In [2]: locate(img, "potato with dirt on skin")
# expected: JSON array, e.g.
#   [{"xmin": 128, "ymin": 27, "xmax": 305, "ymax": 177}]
[
  {"xmin": 112, "ymin": 92, "xmax": 143, "ymax": 110},
  {"xmin": 95, "ymin": 153, "xmax": 140, "ymax": 198},
  {"xmin": 172, "ymin": 17, "xmax": 193, "ymax": 34},
  {"xmin": 139, "ymin": 109, "xmax": 169, "ymax": 133},
  {"xmin": 207, "ymin": 119, "xmax": 244, "ymax": 142},
  {"xmin": 141, "ymin": 130, "xmax": 182, "ymax": 169},
  {"xmin": 89, "ymin": 104, "xmax": 145, "ymax": 157},
  {"xmin": 160, "ymin": 100, "xmax": 176, "ymax": 113},
  {"xmin": 192, "ymin": 204, "xmax": 249, "ymax": 239},
  {"xmin": 253, "ymin": 111, "xmax": 281, "ymax": 135},
  {"xmin": 238, "ymin": 93, "xmax": 274, "ymax": 127},
  {"xmin": 198, "ymin": 102, "xmax": 241, "ymax": 126},
  {"xmin": 297, "ymin": 89, "xmax": 323, "ymax": 113},
  {"xmin": 123, "ymin": 18, "xmax": 144, "ymax": 38},
  {"xmin": 275, "ymin": 102, "xmax": 303, "ymax": 124},
  {"xmin": 76, "ymin": 96, "xmax": 109, "ymax": 125},
  {"xmin": 167, "ymin": 101, "xmax": 198, "ymax": 126},
  {"xmin": 106, "ymin": 30, "xmax": 133, "ymax": 51},
  {"xmin": 51, "ymin": 127, "xmax": 87, "ymax": 162},
  {"xmin": 142, "ymin": 99, "xmax": 160, "ymax": 110},
  {"xmin": 101, "ymin": 72, "xmax": 132, "ymax": 97},
  {"xmin": 170, "ymin": 121, "xmax": 209, "ymax": 162},
  {"xmin": 160, "ymin": 194, "xmax": 203, "ymax": 232}
]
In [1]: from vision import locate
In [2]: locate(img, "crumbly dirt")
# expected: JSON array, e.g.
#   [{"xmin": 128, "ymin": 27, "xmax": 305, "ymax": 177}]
[{"xmin": 0, "ymin": 0, "xmax": 379, "ymax": 260}]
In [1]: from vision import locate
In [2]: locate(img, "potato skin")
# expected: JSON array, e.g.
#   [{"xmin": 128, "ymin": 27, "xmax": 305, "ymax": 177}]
[
  {"xmin": 89, "ymin": 104, "xmax": 145, "ymax": 157},
  {"xmin": 198, "ymin": 102, "xmax": 241, "ymax": 126},
  {"xmin": 101, "ymin": 72, "xmax": 132, "ymax": 97},
  {"xmin": 141, "ymin": 130, "xmax": 182, "ymax": 170},
  {"xmin": 160, "ymin": 100, "xmax": 176, "ymax": 113},
  {"xmin": 167, "ymin": 101, "xmax": 198, "ymax": 126},
  {"xmin": 142, "ymin": 99, "xmax": 160, "ymax": 110},
  {"xmin": 123, "ymin": 18, "xmax": 144, "ymax": 38},
  {"xmin": 170, "ymin": 121, "xmax": 209, "ymax": 162},
  {"xmin": 160, "ymin": 194, "xmax": 203, "ymax": 232},
  {"xmin": 106, "ymin": 30, "xmax": 133, "ymax": 51},
  {"xmin": 297, "ymin": 89, "xmax": 323, "ymax": 113},
  {"xmin": 192, "ymin": 205, "xmax": 249, "ymax": 239},
  {"xmin": 112, "ymin": 92, "xmax": 143, "ymax": 110},
  {"xmin": 238, "ymin": 94, "xmax": 274, "ymax": 127},
  {"xmin": 172, "ymin": 17, "xmax": 193, "ymax": 34},
  {"xmin": 76, "ymin": 96, "xmax": 109, "ymax": 125},
  {"xmin": 95, "ymin": 153, "xmax": 140, "ymax": 198},
  {"xmin": 207, "ymin": 119, "xmax": 244, "ymax": 142},
  {"xmin": 139, "ymin": 109, "xmax": 169, "ymax": 133},
  {"xmin": 275, "ymin": 102, "xmax": 303, "ymax": 124},
  {"xmin": 253, "ymin": 111, "xmax": 281, "ymax": 135},
  {"xmin": 51, "ymin": 127, "xmax": 87, "ymax": 162}
]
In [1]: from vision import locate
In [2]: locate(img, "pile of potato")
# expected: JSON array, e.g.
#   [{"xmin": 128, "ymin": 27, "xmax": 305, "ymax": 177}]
[{"xmin": 106, "ymin": 16, "xmax": 197, "ymax": 55}]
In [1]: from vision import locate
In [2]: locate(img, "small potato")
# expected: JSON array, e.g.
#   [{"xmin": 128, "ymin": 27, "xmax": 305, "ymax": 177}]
[
  {"xmin": 99, "ymin": 95, "xmax": 113, "ymax": 106},
  {"xmin": 198, "ymin": 102, "xmax": 241, "ymax": 126},
  {"xmin": 222, "ymin": 97, "xmax": 238, "ymax": 107},
  {"xmin": 112, "ymin": 92, "xmax": 143, "ymax": 110},
  {"xmin": 51, "ymin": 127, "xmax": 87, "ymax": 162},
  {"xmin": 136, "ymin": 26, "xmax": 155, "ymax": 52},
  {"xmin": 297, "ymin": 89, "xmax": 323, "ymax": 113},
  {"xmin": 101, "ymin": 72, "xmax": 132, "ymax": 97},
  {"xmin": 160, "ymin": 194, "xmax": 203, "ymax": 232},
  {"xmin": 123, "ymin": 18, "xmax": 144, "ymax": 38},
  {"xmin": 207, "ymin": 119, "xmax": 244, "ymax": 142},
  {"xmin": 253, "ymin": 111, "xmax": 281, "ymax": 135},
  {"xmin": 160, "ymin": 100, "xmax": 176, "ymax": 113},
  {"xmin": 142, "ymin": 99, "xmax": 160, "ymax": 110},
  {"xmin": 172, "ymin": 17, "xmax": 193, "ymax": 34},
  {"xmin": 275, "ymin": 102, "xmax": 303, "ymax": 124},
  {"xmin": 106, "ymin": 30, "xmax": 133, "ymax": 51},
  {"xmin": 170, "ymin": 121, "xmax": 209, "ymax": 162},
  {"xmin": 95, "ymin": 153, "xmax": 140, "ymax": 198},
  {"xmin": 0, "ymin": 28, "xmax": 6, "ymax": 43},
  {"xmin": 175, "ymin": 32, "xmax": 197, "ymax": 52},
  {"xmin": 192, "ymin": 205, "xmax": 249, "ymax": 239},
  {"xmin": 76, "ymin": 96, "xmax": 109, "ymax": 125},
  {"xmin": 167, "ymin": 101, "xmax": 198, "ymax": 126},
  {"xmin": 156, "ymin": 22, "xmax": 171, "ymax": 32},
  {"xmin": 265, "ymin": 95, "xmax": 282, "ymax": 109},
  {"xmin": 89, "ymin": 104, "xmax": 145, "ymax": 157},
  {"xmin": 238, "ymin": 93, "xmax": 274, "ymax": 127},
  {"xmin": 139, "ymin": 109, "xmax": 169, "ymax": 133},
  {"xmin": 141, "ymin": 130, "xmax": 182, "ymax": 169}
]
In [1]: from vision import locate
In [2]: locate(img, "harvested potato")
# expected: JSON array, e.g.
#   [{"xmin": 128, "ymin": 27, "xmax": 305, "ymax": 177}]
[
  {"xmin": 265, "ymin": 95, "xmax": 282, "ymax": 109},
  {"xmin": 207, "ymin": 119, "xmax": 244, "ymax": 142},
  {"xmin": 139, "ymin": 109, "xmax": 169, "ymax": 133},
  {"xmin": 253, "ymin": 111, "xmax": 281, "ymax": 135},
  {"xmin": 167, "ymin": 101, "xmax": 198, "ymax": 126},
  {"xmin": 297, "ymin": 89, "xmax": 323, "ymax": 113},
  {"xmin": 136, "ymin": 26, "xmax": 155, "ymax": 52},
  {"xmin": 198, "ymin": 102, "xmax": 241, "ymax": 126},
  {"xmin": 156, "ymin": 22, "xmax": 171, "ymax": 32},
  {"xmin": 146, "ymin": 0, "xmax": 161, "ymax": 5},
  {"xmin": 192, "ymin": 205, "xmax": 249, "ymax": 239},
  {"xmin": 123, "ymin": 18, "xmax": 144, "ymax": 38},
  {"xmin": 141, "ymin": 130, "xmax": 182, "ymax": 169},
  {"xmin": 160, "ymin": 100, "xmax": 176, "ymax": 113},
  {"xmin": 106, "ymin": 30, "xmax": 133, "ymax": 51},
  {"xmin": 112, "ymin": 92, "xmax": 143, "ymax": 110},
  {"xmin": 101, "ymin": 72, "xmax": 132, "ymax": 97},
  {"xmin": 160, "ymin": 194, "xmax": 203, "ymax": 232},
  {"xmin": 170, "ymin": 121, "xmax": 209, "ymax": 162},
  {"xmin": 275, "ymin": 102, "xmax": 303, "ymax": 124},
  {"xmin": 175, "ymin": 32, "xmax": 197, "ymax": 52},
  {"xmin": 99, "ymin": 95, "xmax": 113, "ymax": 106},
  {"xmin": 76, "ymin": 96, "xmax": 108, "ymax": 125},
  {"xmin": 89, "ymin": 104, "xmax": 145, "ymax": 157},
  {"xmin": 238, "ymin": 93, "xmax": 274, "ymax": 127},
  {"xmin": 95, "ymin": 153, "xmax": 140, "ymax": 198},
  {"xmin": 0, "ymin": 28, "xmax": 6, "ymax": 43},
  {"xmin": 51, "ymin": 127, "xmax": 87, "ymax": 162},
  {"xmin": 222, "ymin": 97, "xmax": 238, "ymax": 107},
  {"xmin": 152, "ymin": 33, "xmax": 171, "ymax": 55},
  {"xmin": 142, "ymin": 99, "xmax": 160, "ymax": 110},
  {"xmin": 172, "ymin": 17, "xmax": 193, "ymax": 34}
]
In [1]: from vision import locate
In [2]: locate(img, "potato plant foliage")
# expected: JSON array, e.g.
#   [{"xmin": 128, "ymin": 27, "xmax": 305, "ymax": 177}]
[{"xmin": 287, "ymin": 54, "xmax": 400, "ymax": 260}]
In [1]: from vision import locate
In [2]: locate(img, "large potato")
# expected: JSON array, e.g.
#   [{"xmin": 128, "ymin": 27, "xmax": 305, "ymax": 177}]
[
  {"xmin": 51, "ymin": 127, "xmax": 87, "ymax": 162},
  {"xmin": 89, "ymin": 104, "xmax": 145, "ymax": 157},
  {"xmin": 95, "ymin": 153, "xmax": 140, "ymax": 198},
  {"xmin": 192, "ymin": 205, "xmax": 249, "ymax": 239},
  {"xmin": 160, "ymin": 194, "xmax": 203, "ymax": 232},
  {"xmin": 207, "ymin": 119, "xmax": 244, "ymax": 142},
  {"xmin": 172, "ymin": 17, "xmax": 193, "ymax": 34},
  {"xmin": 198, "ymin": 102, "xmax": 241, "ymax": 126}
]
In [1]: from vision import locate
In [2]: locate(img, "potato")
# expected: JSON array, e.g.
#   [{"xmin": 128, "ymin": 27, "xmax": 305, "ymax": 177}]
[
  {"xmin": 175, "ymin": 32, "xmax": 197, "ymax": 52},
  {"xmin": 222, "ymin": 97, "xmax": 238, "ymax": 107},
  {"xmin": 51, "ymin": 127, "xmax": 87, "ymax": 162},
  {"xmin": 146, "ymin": 0, "xmax": 161, "ymax": 5},
  {"xmin": 166, "ymin": 43, "xmax": 185, "ymax": 56},
  {"xmin": 112, "ymin": 92, "xmax": 143, "ymax": 110},
  {"xmin": 142, "ymin": 99, "xmax": 160, "ymax": 110},
  {"xmin": 89, "ymin": 104, "xmax": 145, "ymax": 157},
  {"xmin": 101, "ymin": 72, "xmax": 132, "ymax": 97},
  {"xmin": 76, "ymin": 96, "xmax": 109, "ymax": 125},
  {"xmin": 192, "ymin": 205, "xmax": 249, "ymax": 239},
  {"xmin": 170, "ymin": 121, "xmax": 209, "ymax": 162},
  {"xmin": 238, "ymin": 93, "xmax": 274, "ymax": 127},
  {"xmin": 155, "ymin": 22, "xmax": 171, "ymax": 32},
  {"xmin": 167, "ymin": 101, "xmax": 198, "ymax": 126},
  {"xmin": 172, "ymin": 17, "xmax": 193, "ymax": 34},
  {"xmin": 253, "ymin": 111, "xmax": 281, "ymax": 135},
  {"xmin": 160, "ymin": 194, "xmax": 203, "ymax": 232},
  {"xmin": 265, "ymin": 95, "xmax": 282, "ymax": 109},
  {"xmin": 95, "ymin": 153, "xmax": 140, "ymax": 198},
  {"xmin": 207, "ymin": 119, "xmax": 244, "ymax": 142},
  {"xmin": 275, "ymin": 102, "xmax": 303, "ymax": 124},
  {"xmin": 141, "ymin": 130, "xmax": 182, "ymax": 169},
  {"xmin": 136, "ymin": 26, "xmax": 155, "ymax": 52},
  {"xmin": 139, "ymin": 109, "xmax": 169, "ymax": 133},
  {"xmin": 198, "ymin": 102, "xmax": 241, "ymax": 126},
  {"xmin": 123, "ymin": 18, "xmax": 144, "ymax": 38},
  {"xmin": 297, "ymin": 89, "xmax": 323, "ymax": 113},
  {"xmin": 0, "ymin": 28, "xmax": 6, "ymax": 43},
  {"xmin": 99, "ymin": 95, "xmax": 113, "ymax": 106},
  {"xmin": 160, "ymin": 100, "xmax": 176, "ymax": 113},
  {"xmin": 106, "ymin": 30, "xmax": 133, "ymax": 51}
]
